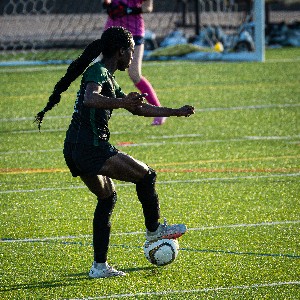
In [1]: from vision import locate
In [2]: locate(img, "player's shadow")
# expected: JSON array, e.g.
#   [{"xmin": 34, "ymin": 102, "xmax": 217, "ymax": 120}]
[
  {"xmin": 1, "ymin": 276, "xmax": 88, "ymax": 292},
  {"xmin": 2, "ymin": 266, "xmax": 160, "ymax": 292}
]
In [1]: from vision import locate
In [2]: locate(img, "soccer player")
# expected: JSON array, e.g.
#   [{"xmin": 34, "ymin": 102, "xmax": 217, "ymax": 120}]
[
  {"xmin": 103, "ymin": 0, "xmax": 166, "ymax": 125},
  {"xmin": 35, "ymin": 27, "xmax": 194, "ymax": 278}
]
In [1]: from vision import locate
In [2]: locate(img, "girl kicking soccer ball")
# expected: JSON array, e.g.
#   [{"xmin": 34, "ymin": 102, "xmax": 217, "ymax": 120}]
[{"xmin": 35, "ymin": 26, "xmax": 194, "ymax": 278}]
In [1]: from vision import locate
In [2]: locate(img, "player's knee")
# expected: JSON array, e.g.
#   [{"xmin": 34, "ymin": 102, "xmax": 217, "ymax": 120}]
[
  {"xmin": 143, "ymin": 168, "xmax": 157, "ymax": 183},
  {"xmin": 136, "ymin": 168, "xmax": 157, "ymax": 189},
  {"xmin": 147, "ymin": 168, "xmax": 157, "ymax": 184},
  {"xmin": 95, "ymin": 191, "xmax": 117, "ymax": 219},
  {"xmin": 95, "ymin": 179, "xmax": 116, "ymax": 199},
  {"xmin": 81, "ymin": 175, "xmax": 115, "ymax": 199}
]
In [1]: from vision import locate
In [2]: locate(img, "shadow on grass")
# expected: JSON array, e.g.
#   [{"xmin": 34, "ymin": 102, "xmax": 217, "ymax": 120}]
[
  {"xmin": 1, "ymin": 266, "xmax": 158, "ymax": 292},
  {"xmin": 1, "ymin": 275, "xmax": 88, "ymax": 292}
]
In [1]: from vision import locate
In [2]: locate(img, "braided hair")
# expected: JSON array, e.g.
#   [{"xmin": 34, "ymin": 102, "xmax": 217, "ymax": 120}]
[{"xmin": 34, "ymin": 26, "xmax": 133, "ymax": 130}]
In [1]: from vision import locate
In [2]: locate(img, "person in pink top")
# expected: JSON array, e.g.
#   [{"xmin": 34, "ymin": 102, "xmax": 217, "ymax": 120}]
[{"xmin": 103, "ymin": 0, "xmax": 166, "ymax": 125}]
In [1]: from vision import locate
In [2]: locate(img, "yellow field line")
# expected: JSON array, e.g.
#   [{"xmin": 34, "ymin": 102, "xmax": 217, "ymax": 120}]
[
  {"xmin": 1, "ymin": 155, "xmax": 298, "ymax": 174},
  {"xmin": 0, "ymin": 168, "xmax": 69, "ymax": 174}
]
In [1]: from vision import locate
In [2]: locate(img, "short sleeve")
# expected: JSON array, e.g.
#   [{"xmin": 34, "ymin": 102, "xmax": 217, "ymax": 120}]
[{"xmin": 83, "ymin": 63, "xmax": 108, "ymax": 86}]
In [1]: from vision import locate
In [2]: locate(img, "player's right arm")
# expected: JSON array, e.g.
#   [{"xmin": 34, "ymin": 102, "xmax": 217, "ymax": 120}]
[
  {"xmin": 83, "ymin": 82, "xmax": 144, "ymax": 110},
  {"xmin": 127, "ymin": 102, "xmax": 195, "ymax": 118}
]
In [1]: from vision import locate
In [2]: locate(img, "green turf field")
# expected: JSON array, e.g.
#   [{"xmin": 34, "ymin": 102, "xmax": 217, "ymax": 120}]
[{"xmin": 1, "ymin": 48, "xmax": 299, "ymax": 299}]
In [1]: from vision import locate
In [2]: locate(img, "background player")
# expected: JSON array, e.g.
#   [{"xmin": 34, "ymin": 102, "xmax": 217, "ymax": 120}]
[{"xmin": 103, "ymin": 0, "xmax": 166, "ymax": 125}]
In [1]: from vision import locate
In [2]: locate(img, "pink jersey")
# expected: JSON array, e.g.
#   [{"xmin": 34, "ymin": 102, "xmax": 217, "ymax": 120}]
[{"xmin": 104, "ymin": 0, "xmax": 145, "ymax": 37}]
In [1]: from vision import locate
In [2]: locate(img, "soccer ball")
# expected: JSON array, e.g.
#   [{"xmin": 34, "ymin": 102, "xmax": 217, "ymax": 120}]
[{"xmin": 143, "ymin": 239, "xmax": 179, "ymax": 266}]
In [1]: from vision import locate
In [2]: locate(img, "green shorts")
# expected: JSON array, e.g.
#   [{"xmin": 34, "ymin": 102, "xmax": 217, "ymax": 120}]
[{"xmin": 63, "ymin": 142, "xmax": 119, "ymax": 177}]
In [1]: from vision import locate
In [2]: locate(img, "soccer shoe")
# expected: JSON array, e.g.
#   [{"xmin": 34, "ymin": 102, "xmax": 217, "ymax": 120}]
[
  {"xmin": 146, "ymin": 218, "xmax": 187, "ymax": 242},
  {"xmin": 152, "ymin": 117, "xmax": 167, "ymax": 125},
  {"xmin": 89, "ymin": 262, "xmax": 126, "ymax": 278}
]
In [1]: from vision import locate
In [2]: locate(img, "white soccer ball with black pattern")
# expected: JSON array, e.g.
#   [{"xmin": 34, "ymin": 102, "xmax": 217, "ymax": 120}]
[{"xmin": 143, "ymin": 238, "xmax": 179, "ymax": 266}]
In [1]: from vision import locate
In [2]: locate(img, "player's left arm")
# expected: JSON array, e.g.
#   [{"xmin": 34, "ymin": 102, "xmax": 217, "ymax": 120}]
[{"xmin": 127, "ymin": 102, "xmax": 195, "ymax": 118}]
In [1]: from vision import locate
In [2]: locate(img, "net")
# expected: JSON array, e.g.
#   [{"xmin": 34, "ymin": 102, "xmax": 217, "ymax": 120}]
[
  {"xmin": 0, "ymin": 0, "xmax": 103, "ymax": 64},
  {"xmin": 0, "ymin": 0, "xmax": 265, "ymax": 65}
]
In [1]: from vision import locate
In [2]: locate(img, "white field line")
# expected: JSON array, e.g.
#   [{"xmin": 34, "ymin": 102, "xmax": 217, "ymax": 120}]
[
  {"xmin": 6, "ymin": 128, "xmax": 131, "ymax": 134},
  {"xmin": 1, "ymin": 114, "xmax": 130, "ymax": 122},
  {"xmin": 1, "ymin": 103, "xmax": 299, "ymax": 123},
  {"xmin": 1, "ymin": 136, "xmax": 300, "ymax": 155},
  {"xmin": 1, "ymin": 220, "xmax": 299, "ymax": 243},
  {"xmin": 196, "ymin": 103, "xmax": 300, "ymax": 112},
  {"xmin": 1, "ymin": 115, "xmax": 70, "ymax": 122},
  {"xmin": 69, "ymin": 281, "xmax": 300, "ymax": 299},
  {"xmin": 116, "ymin": 136, "xmax": 300, "ymax": 148},
  {"xmin": 0, "ymin": 65, "xmax": 69, "ymax": 73},
  {"xmin": 1, "ymin": 148, "xmax": 63, "ymax": 155},
  {"xmin": 1, "ymin": 173, "xmax": 300, "ymax": 195}
]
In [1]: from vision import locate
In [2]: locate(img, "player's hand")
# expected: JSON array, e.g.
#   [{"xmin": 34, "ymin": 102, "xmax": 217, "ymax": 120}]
[
  {"xmin": 177, "ymin": 105, "xmax": 195, "ymax": 117},
  {"xmin": 123, "ymin": 92, "xmax": 147, "ymax": 110}
]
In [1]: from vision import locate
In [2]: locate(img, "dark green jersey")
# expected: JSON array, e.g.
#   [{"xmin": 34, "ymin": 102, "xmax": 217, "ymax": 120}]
[{"xmin": 65, "ymin": 62, "xmax": 125, "ymax": 145}]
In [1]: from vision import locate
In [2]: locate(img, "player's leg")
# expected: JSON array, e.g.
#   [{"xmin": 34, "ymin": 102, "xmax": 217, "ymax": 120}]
[
  {"xmin": 128, "ymin": 43, "xmax": 143, "ymax": 85},
  {"xmin": 80, "ymin": 174, "xmax": 126, "ymax": 278},
  {"xmin": 99, "ymin": 152, "xmax": 186, "ymax": 240},
  {"xmin": 98, "ymin": 151, "xmax": 148, "ymax": 182},
  {"xmin": 80, "ymin": 173, "xmax": 115, "ymax": 199},
  {"xmin": 129, "ymin": 43, "xmax": 161, "ymax": 107},
  {"xmin": 129, "ymin": 42, "xmax": 166, "ymax": 125},
  {"xmin": 98, "ymin": 152, "xmax": 160, "ymax": 231}
]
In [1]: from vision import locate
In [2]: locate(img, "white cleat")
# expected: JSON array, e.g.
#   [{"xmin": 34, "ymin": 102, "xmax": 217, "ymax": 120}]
[
  {"xmin": 89, "ymin": 262, "xmax": 126, "ymax": 278},
  {"xmin": 146, "ymin": 218, "xmax": 187, "ymax": 242}
]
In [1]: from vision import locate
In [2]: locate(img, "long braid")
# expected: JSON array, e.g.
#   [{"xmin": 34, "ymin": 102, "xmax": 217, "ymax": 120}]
[
  {"xmin": 34, "ymin": 39, "xmax": 103, "ymax": 130},
  {"xmin": 34, "ymin": 26, "xmax": 133, "ymax": 130}
]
